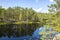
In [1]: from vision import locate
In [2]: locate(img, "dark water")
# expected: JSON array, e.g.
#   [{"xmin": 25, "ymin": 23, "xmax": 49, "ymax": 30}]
[
  {"xmin": 0, "ymin": 36, "xmax": 31, "ymax": 40},
  {"xmin": 0, "ymin": 28, "xmax": 41, "ymax": 40},
  {"xmin": 0, "ymin": 35, "xmax": 40, "ymax": 40},
  {"xmin": 0, "ymin": 23, "xmax": 41, "ymax": 40},
  {"xmin": 0, "ymin": 36, "xmax": 41, "ymax": 40},
  {"xmin": 0, "ymin": 26, "xmax": 59, "ymax": 40}
]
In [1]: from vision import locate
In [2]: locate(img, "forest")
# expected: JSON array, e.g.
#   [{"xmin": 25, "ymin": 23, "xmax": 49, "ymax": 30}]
[{"xmin": 0, "ymin": 0, "xmax": 60, "ymax": 38}]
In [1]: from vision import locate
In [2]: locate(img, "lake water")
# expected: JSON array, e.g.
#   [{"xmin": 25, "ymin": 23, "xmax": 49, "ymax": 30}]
[
  {"xmin": 0, "ymin": 27, "xmax": 59, "ymax": 40},
  {"xmin": 0, "ymin": 28, "xmax": 41, "ymax": 40}
]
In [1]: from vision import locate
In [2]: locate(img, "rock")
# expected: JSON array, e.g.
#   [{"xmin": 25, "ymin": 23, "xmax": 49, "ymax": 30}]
[
  {"xmin": 32, "ymin": 26, "xmax": 60, "ymax": 40},
  {"xmin": 53, "ymin": 34, "xmax": 60, "ymax": 40}
]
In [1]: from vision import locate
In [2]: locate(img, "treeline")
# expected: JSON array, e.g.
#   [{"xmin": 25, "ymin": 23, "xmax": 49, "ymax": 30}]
[{"xmin": 0, "ymin": 6, "xmax": 40, "ymax": 24}]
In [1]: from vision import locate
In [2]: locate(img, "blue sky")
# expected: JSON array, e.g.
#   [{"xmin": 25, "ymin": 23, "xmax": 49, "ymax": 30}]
[{"xmin": 0, "ymin": 0, "xmax": 55, "ymax": 12}]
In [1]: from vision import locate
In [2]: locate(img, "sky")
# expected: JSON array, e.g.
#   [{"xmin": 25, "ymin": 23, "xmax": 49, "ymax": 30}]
[{"xmin": 0, "ymin": 0, "xmax": 55, "ymax": 12}]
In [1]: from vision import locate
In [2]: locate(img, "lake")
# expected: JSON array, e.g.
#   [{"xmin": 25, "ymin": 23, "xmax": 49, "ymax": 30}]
[
  {"xmin": 0, "ymin": 27, "xmax": 42, "ymax": 40},
  {"xmin": 0, "ymin": 26, "xmax": 59, "ymax": 40}
]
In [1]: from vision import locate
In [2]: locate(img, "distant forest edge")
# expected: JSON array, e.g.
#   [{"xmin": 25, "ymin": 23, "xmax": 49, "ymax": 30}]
[
  {"xmin": 0, "ymin": 6, "xmax": 56, "ymax": 25},
  {"xmin": 0, "ymin": 6, "xmax": 42, "ymax": 25}
]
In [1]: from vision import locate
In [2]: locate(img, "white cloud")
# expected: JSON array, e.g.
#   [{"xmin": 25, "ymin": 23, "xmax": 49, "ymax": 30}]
[
  {"xmin": 33, "ymin": 8, "xmax": 48, "ymax": 13},
  {"xmin": 50, "ymin": 0, "xmax": 54, "ymax": 2},
  {"xmin": 33, "ymin": 8, "xmax": 42, "ymax": 12}
]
